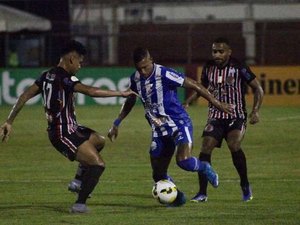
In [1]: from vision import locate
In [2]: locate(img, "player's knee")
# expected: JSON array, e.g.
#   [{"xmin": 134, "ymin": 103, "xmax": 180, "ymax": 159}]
[
  {"xmin": 227, "ymin": 141, "xmax": 241, "ymax": 152},
  {"xmin": 93, "ymin": 133, "xmax": 106, "ymax": 152}
]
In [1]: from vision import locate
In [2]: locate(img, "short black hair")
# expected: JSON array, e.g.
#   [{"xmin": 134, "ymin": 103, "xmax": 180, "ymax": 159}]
[
  {"xmin": 133, "ymin": 47, "xmax": 149, "ymax": 64},
  {"xmin": 60, "ymin": 40, "xmax": 87, "ymax": 56},
  {"xmin": 213, "ymin": 37, "xmax": 230, "ymax": 46}
]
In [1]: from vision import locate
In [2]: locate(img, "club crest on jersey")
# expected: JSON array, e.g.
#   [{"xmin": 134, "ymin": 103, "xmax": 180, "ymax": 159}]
[
  {"xmin": 46, "ymin": 73, "xmax": 56, "ymax": 81},
  {"xmin": 204, "ymin": 124, "xmax": 214, "ymax": 132},
  {"xmin": 226, "ymin": 76, "xmax": 235, "ymax": 85}
]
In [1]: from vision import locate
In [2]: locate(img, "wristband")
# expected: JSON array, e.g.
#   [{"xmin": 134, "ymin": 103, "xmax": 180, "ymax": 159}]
[{"xmin": 113, "ymin": 118, "xmax": 121, "ymax": 127}]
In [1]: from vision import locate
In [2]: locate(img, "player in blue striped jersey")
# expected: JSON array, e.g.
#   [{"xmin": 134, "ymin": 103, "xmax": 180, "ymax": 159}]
[
  {"xmin": 108, "ymin": 47, "xmax": 234, "ymax": 207},
  {"xmin": 0, "ymin": 40, "xmax": 137, "ymax": 213},
  {"xmin": 185, "ymin": 38, "xmax": 264, "ymax": 202}
]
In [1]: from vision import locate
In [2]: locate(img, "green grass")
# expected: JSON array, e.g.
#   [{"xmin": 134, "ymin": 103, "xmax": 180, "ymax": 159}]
[{"xmin": 0, "ymin": 104, "xmax": 299, "ymax": 225}]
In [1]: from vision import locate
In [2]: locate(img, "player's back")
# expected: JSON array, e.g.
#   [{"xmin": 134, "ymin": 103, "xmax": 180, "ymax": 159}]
[{"xmin": 35, "ymin": 67, "xmax": 79, "ymax": 128}]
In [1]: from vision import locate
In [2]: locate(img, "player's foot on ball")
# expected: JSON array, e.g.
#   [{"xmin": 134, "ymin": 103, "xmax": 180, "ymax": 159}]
[
  {"xmin": 203, "ymin": 162, "xmax": 219, "ymax": 188},
  {"xmin": 190, "ymin": 193, "xmax": 208, "ymax": 203},
  {"xmin": 242, "ymin": 185, "xmax": 253, "ymax": 202},
  {"xmin": 70, "ymin": 203, "xmax": 89, "ymax": 213},
  {"xmin": 166, "ymin": 190, "xmax": 186, "ymax": 207}
]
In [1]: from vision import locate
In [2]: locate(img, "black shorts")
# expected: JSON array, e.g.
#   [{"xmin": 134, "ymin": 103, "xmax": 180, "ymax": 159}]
[
  {"xmin": 202, "ymin": 118, "xmax": 246, "ymax": 148},
  {"xmin": 48, "ymin": 125, "xmax": 95, "ymax": 161}
]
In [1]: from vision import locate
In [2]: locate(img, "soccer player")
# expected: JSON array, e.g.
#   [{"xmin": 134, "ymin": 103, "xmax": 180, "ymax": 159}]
[
  {"xmin": 107, "ymin": 47, "xmax": 234, "ymax": 207},
  {"xmin": 0, "ymin": 40, "xmax": 137, "ymax": 213},
  {"xmin": 184, "ymin": 37, "xmax": 264, "ymax": 202}
]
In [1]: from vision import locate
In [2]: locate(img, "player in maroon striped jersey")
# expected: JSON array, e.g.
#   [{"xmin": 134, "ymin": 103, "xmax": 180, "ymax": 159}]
[
  {"xmin": 0, "ymin": 40, "xmax": 136, "ymax": 213},
  {"xmin": 184, "ymin": 37, "xmax": 264, "ymax": 202}
]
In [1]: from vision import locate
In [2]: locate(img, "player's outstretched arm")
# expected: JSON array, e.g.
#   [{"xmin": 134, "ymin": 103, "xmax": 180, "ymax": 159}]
[
  {"xmin": 108, "ymin": 94, "xmax": 137, "ymax": 142},
  {"xmin": 183, "ymin": 77, "xmax": 234, "ymax": 114},
  {"xmin": 0, "ymin": 83, "xmax": 40, "ymax": 142},
  {"xmin": 74, "ymin": 83, "xmax": 138, "ymax": 98}
]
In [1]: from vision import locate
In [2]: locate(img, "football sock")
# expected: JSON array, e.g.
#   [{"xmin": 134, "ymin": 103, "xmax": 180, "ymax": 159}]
[
  {"xmin": 177, "ymin": 157, "xmax": 206, "ymax": 172},
  {"xmin": 76, "ymin": 165, "xmax": 105, "ymax": 204},
  {"xmin": 153, "ymin": 174, "xmax": 174, "ymax": 183},
  {"xmin": 198, "ymin": 152, "xmax": 211, "ymax": 195},
  {"xmin": 74, "ymin": 163, "xmax": 88, "ymax": 181},
  {"xmin": 231, "ymin": 149, "xmax": 249, "ymax": 187}
]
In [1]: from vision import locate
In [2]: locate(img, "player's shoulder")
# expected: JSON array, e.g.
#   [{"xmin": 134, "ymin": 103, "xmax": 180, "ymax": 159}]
[{"xmin": 156, "ymin": 64, "xmax": 181, "ymax": 76}]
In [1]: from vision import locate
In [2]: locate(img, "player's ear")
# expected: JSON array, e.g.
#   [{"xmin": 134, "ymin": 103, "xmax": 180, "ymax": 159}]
[{"xmin": 69, "ymin": 54, "xmax": 75, "ymax": 64}]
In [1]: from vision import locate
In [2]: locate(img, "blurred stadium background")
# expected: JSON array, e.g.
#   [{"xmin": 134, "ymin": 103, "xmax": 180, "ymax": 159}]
[
  {"xmin": 0, "ymin": 0, "xmax": 300, "ymax": 67},
  {"xmin": 0, "ymin": 0, "xmax": 299, "ymax": 106}
]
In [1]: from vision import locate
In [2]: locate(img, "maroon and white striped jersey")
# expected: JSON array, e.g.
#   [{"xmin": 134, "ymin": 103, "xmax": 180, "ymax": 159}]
[
  {"xmin": 201, "ymin": 57, "xmax": 256, "ymax": 119},
  {"xmin": 35, "ymin": 67, "xmax": 80, "ymax": 133}
]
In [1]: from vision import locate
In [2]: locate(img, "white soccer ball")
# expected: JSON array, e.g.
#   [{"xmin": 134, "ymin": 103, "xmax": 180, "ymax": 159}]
[{"xmin": 152, "ymin": 179, "xmax": 178, "ymax": 204}]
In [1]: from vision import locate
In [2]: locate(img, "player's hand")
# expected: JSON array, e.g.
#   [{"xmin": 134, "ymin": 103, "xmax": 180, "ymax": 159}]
[
  {"xmin": 0, "ymin": 122, "xmax": 12, "ymax": 142},
  {"xmin": 182, "ymin": 102, "xmax": 189, "ymax": 109},
  {"xmin": 107, "ymin": 125, "xmax": 119, "ymax": 142},
  {"xmin": 121, "ymin": 90, "xmax": 139, "ymax": 98},
  {"xmin": 249, "ymin": 111, "xmax": 259, "ymax": 124},
  {"xmin": 219, "ymin": 102, "xmax": 235, "ymax": 115}
]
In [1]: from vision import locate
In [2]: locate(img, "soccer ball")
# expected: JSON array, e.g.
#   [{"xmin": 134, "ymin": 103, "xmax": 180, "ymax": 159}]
[{"xmin": 152, "ymin": 179, "xmax": 178, "ymax": 204}]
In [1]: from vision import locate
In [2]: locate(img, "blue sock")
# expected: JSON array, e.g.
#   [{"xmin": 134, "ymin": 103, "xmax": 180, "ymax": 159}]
[{"xmin": 177, "ymin": 157, "xmax": 206, "ymax": 172}]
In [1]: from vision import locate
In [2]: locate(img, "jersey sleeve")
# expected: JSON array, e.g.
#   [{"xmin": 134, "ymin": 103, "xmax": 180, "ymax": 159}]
[
  {"xmin": 239, "ymin": 64, "xmax": 256, "ymax": 84},
  {"xmin": 34, "ymin": 72, "xmax": 46, "ymax": 90},
  {"xmin": 63, "ymin": 76, "xmax": 81, "ymax": 91},
  {"xmin": 163, "ymin": 67, "xmax": 185, "ymax": 87},
  {"xmin": 129, "ymin": 74, "xmax": 138, "ymax": 92},
  {"xmin": 201, "ymin": 63, "xmax": 209, "ymax": 88}
]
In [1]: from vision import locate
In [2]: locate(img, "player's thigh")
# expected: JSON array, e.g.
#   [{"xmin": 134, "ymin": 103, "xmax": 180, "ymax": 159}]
[
  {"xmin": 226, "ymin": 119, "xmax": 246, "ymax": 151},
  {"xmin": 201, "ymin": 136, "xmax": 219, "ymax": 154},
  {"xmin": 89, "ymin": 132, "xmax": 106, "ymax": 151},
  {"xmin": 76, "ymin": 140, "xmax": 105, "ymax": 166},
  {"xmin": 226, "ymin": 129, "xmax": 244, "ymax": 152}
]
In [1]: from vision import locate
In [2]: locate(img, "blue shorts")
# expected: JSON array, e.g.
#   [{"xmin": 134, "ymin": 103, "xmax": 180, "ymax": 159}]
[
  {"xmin": 48, "ymin": 125, "xmax": 94, "ymax": 161},
  {"xmin": 149, "ymin": 124, "xmax": 193, "ymax": 158}
]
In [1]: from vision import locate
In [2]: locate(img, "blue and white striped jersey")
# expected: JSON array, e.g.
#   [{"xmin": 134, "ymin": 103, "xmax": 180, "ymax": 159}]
[{"xmin": 129, "ymin": 63, "xmax": 192, "ymax": 137}]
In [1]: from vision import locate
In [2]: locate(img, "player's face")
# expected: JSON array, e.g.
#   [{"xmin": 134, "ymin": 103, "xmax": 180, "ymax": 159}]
[
  {"xmin": 212, "ymin": 43, "xmax": 232, "ymax": 67},
  {"xmin": 135, "ymin": 54, "xmax": 154, "ymax": 78},
  {"xmin": 69, "ymin": 52, "xmax": 84, "ymax": 75}
]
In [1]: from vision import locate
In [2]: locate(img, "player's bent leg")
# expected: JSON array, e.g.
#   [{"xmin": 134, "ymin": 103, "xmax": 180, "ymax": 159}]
[
  {"xmin": 70, "ymin": 142, "xmax": 105, "ymax": 213},
  {"xmin": 68, "ymin": 132, "xmax": 105, "ymax": 194},
  {"xmin": 89, "ymin": 132, "xmax": 106, "ymax": 152},
  {"xmin": 151, "ymin": 155, "xmax": 186, "ymax": 207},
  {"xmin": 176, "ymin": 143, "xmax": 219, "ymax": 188}
]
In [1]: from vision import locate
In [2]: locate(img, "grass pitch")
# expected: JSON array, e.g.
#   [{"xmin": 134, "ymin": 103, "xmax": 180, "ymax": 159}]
[{"xmin": 0, "ymin": 104, "xmax": 299, "ymax": 225}]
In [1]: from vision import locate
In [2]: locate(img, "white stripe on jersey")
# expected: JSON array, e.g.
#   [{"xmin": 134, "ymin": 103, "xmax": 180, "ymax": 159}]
[
  {"xmin": 165, "ymin": 71, "xmax": 184, "ymax": 86},
  {"xmin": 184, "ymin": 126, "xmax": 192, "ymax": 143}
]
